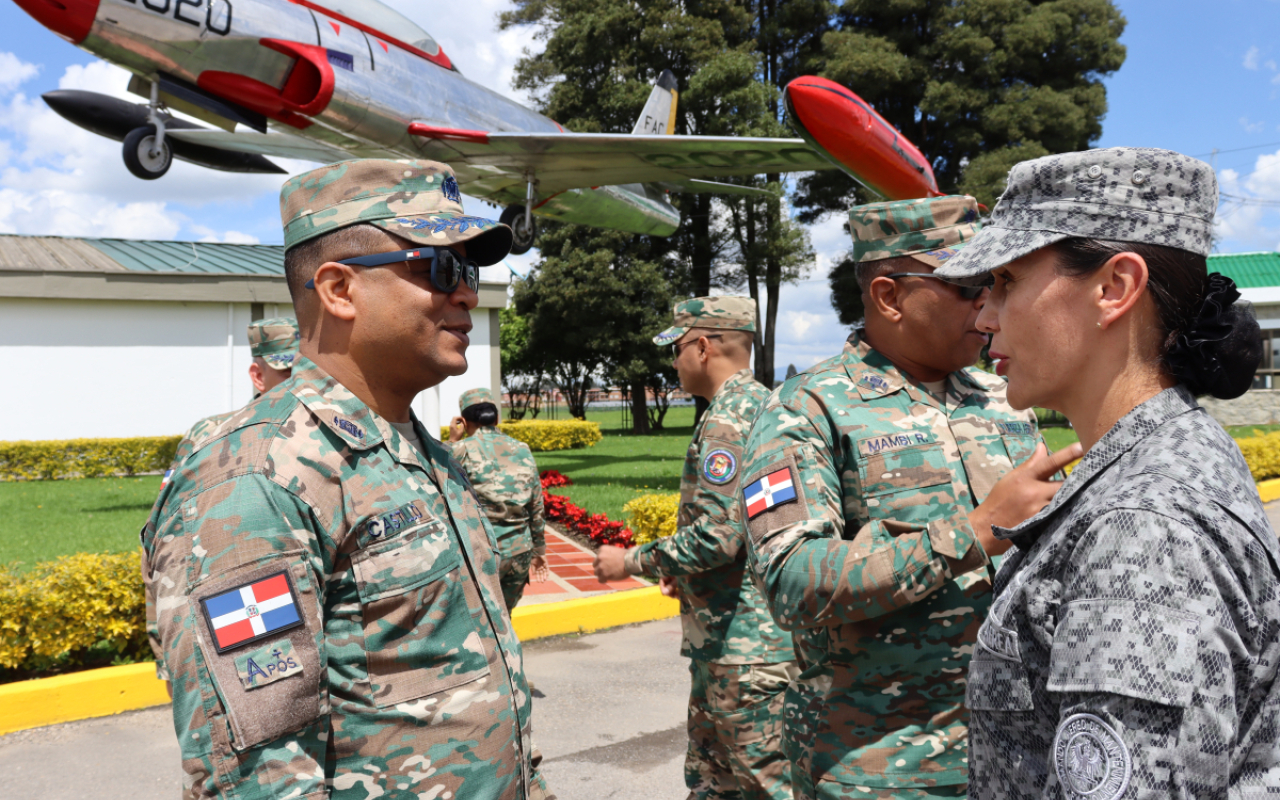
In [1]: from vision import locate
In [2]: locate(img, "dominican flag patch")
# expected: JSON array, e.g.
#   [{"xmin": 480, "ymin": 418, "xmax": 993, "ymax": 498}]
[
  {"xmin": 200, "ymin": 572, "xmax": 303, "ymax": 654},
  {"xmin": 744, "ymin": 467, "xmax": 797, "ymax": 520}
]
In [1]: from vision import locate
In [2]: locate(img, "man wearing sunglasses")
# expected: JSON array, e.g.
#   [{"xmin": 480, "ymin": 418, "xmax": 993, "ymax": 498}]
[
  {"xmin": 738, "ymin": 195, "xmax": 1066, "ymax": 800},
  {"xmin": 142, "ymin": 159, "xmax": 554, "ymax": 800}
]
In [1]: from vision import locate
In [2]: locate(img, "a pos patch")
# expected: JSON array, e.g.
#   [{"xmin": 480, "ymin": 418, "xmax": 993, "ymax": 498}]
[
  {"xmin": 744, "ymin": 468, "xmax": 797, "ymax": 519},
  {"xmin": 1053, "ymin": 713, "xmax": 1131, "ymax": 800},
  {"xmin": 702, "ymin": 449, "xmax": 737, "ymax": 485},
  {"xmin": 200, "ymin": 571, "xmax": 303, "ymax": 654}
]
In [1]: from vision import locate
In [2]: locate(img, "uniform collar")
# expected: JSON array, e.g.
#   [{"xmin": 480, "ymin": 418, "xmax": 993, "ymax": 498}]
[
  {"xmin": 711, "ymin": 368, "xmax": 756, "ymax": 403},
  {"xmin": 842, "ymin": 330, "xmax": 982, "ymax": 406},
  {"xmin": 287, "ymin": 355, "xmax": 433, "ymax": 470},
  {"xmin": 996, "ymin": 385, "xmax": 1199, "ymax": 542}
]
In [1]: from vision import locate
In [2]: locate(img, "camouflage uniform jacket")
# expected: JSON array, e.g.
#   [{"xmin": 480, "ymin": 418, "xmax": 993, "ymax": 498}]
[
  {"xmin": 739, "ymin": 331, "xmax": 1041, "ymax": 789},
  {"xmin": 624, "ymin": 369, "xmax": 794, "ymax": 665},
  {"xmin": 448, "ymin": 427, "xmax": 546, "ymax": 559},
  {"xmin": 141, "ymin": 356, "xmax": 539, "ymax": 800},
  {"xmin": 967, "ymin": 386, "xmax": 1280, "ymax": 799}
]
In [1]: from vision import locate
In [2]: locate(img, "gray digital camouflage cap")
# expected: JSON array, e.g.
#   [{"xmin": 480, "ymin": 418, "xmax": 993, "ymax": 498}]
[
  {"xmin": 279, "ymin": 159, "xmax": 513, "ymax": 266},
  {"xmin": 934, "ymin": 147, "xmax": 1218, "ymax": 283}
]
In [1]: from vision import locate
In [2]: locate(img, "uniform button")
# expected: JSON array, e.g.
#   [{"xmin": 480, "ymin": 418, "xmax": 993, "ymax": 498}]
[
  {"xmin": 1131, "ymin": 170, "xmax": 1147, "ymax": 185},
  {"xmin": 1087, "ymin": 165, "xmax": 1102, "ymax": 178}
]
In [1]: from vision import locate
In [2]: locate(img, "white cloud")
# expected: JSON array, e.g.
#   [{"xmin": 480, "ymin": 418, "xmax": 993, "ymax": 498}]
[
  {"xmin": 1241, "ymin": 117, "xmax": 1266, "ymax": 133},
  {"xmin": 191, "ymin": 225, "xmax": 260, "ymax": 244},
  {"xmin": 1245, "ymin": 46, "xmax": 1262, "ymax": 70},
  {"xmin": 0, "ymin": 53, "xmax": 38, "ymax": 95}
]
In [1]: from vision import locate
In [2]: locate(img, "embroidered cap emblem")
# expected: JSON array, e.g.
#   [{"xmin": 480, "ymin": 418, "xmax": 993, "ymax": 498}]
[
  {"xmin": 703, "ymin": 449, "xmax": 737, "ymax": 484},
  {"xmin": 1053, "ymin": 714, "xmax": 1131, "ymax": 800},
  {"xmin": 442, "ymin": 174, "xmax": 461, "ymax": 203}
]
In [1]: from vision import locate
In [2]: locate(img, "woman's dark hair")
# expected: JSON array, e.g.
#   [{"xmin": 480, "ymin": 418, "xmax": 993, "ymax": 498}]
[
  {"xmin": 462, "ymin": 402, "xmax": 500, "ymax": 426},
  {"xmin": 1052, "ymin": 238, "xmax": 1262, "ymax": 399}
]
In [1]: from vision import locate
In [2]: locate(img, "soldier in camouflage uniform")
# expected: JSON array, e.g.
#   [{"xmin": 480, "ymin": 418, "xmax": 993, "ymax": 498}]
[
  {"xmin": 142, "ymin": 158, "xmax": 554, "ymax": 799},
  {"xmin": 594, "ymin": 296, "xmax": 798, "ymax": 800},
  {"xmin": 448, "ymin": 387, "xmax": 548, "ymax": 611},
  {"xmin": 146, "ymin": 317, "xmax": 301, "ymax": 685},
  {"xmin": 933, "ymin": 148, "xmax": 1280, "ymax": 798},
  {"xmin": 738, "ymin": 196, "xmax": 1080, "ymax": 800}
]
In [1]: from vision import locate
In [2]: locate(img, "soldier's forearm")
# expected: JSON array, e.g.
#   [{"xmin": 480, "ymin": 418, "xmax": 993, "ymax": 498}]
[{"xmin": 625, "ymin": 522, "xmax": 742, "ymax": 577}]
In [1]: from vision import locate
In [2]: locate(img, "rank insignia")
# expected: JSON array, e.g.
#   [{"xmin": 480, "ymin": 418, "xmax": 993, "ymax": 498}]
[
  {"xmin": 702, "ymin": 449, "xmax": 737, "ymax": 485},
  {"xmin": 744, "ymin": 467, "xmax": 797, "ymax": 519},
  {"xmin": 442, "ymin": 174, "xmax": 461, "ymax": 203},
  {"xmin": 200, "ymin": 571, "xmax": 303, "ymax": 653}
]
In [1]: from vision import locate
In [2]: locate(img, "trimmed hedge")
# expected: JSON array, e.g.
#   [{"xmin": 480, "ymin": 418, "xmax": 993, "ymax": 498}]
[
  {"xmin": 623, "ymin": 493, "xmax": 680, "ymax": 546},
  {"xmin": 0, "ymin": 436, "xmax": 180, "ymax": 482},
  {"xmin": 501, "ymin": 420, "xmax": 602, "ymax": 451},
  {"xmin": 1239, "ymin": 431, "xmax": 1280, "ymax": 482},
  {"xmin": 0, "ymin": 552, "xmax": 148, "ymax": 675}
]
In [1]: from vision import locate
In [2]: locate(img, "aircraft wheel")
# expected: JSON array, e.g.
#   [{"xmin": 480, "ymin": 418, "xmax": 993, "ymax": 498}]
[
  {"xmin": 501, "ymin": 205, "xmax": 536, "ymax": 255},
  {"xmin": 122, "ymin": 126, "xmax": 172, "ymax": 180}
]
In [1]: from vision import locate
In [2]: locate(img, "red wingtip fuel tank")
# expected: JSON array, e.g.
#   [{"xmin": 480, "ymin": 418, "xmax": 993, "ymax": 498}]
[
  {"xmin": 784, "ymin": 76, "xmax": 940, "ymax": 201},
  {"xmin": 11, "ymin": 0, "xmax": 99, "ymax": 43}
]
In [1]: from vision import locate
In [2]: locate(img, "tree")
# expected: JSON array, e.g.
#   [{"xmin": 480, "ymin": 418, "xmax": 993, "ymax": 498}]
[
  {"xmin": 801, "ymin": 0, "xmax": 1127, "ymax": 324},
  {"xmin": 499, "ymin": 305, "xmax": 545, "ymax": 420}
]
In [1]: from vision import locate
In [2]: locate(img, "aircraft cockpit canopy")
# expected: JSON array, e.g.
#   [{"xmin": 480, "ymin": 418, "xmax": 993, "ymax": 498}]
[{"xmin": 306, "ymin": 0, "xmax": 442, "ymax": 57}]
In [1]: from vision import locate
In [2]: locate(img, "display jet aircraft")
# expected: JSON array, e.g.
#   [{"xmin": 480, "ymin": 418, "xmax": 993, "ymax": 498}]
[{"xmin": 13, "ymin": 0, "xmax": 848, "ymax": 253}]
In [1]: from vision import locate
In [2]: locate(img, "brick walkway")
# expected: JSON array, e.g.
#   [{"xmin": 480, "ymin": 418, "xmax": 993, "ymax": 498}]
[{"xmin": 521, "ymin": 526, "xmax": 648, "ymax": 605}]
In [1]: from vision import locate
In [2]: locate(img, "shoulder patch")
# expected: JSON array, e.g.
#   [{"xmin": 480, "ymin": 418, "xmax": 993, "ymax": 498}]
[
  {"xmin": 702, "ymin": 448, "xmax": 737, "ymax": 485},
  {"xmin": 234, "ymin": 640, "xmax": 304, "ymax": 690},
  {"xmin": 1053, "ymin": 714, "xmax": 1131, "ymax": 800},
  {"xmin": 199, "ymin": 571, "xmax": 304, "ymax": 654},
  {"xmin": 743, "ymin": 467, "xmax": 797, "ymax": 519}
]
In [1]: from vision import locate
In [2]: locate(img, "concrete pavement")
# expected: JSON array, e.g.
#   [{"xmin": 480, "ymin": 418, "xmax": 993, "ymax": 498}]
[
  {"xmin": 0, "ymin": 617, "xmax": 688, "ymax": 800},
  {"xmin": 1267, "ymin": 499, "xmax": 1280, "ymax": 534}
]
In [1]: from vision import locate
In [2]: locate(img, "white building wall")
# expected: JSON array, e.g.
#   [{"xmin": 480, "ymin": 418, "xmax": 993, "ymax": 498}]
[{"xmin": 0, "ymin": 297, "xmax": 497, "ymax": 440}]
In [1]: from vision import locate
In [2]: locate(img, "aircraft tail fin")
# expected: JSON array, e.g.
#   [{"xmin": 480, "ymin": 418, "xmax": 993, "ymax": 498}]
[{"xmin": 631, "ymin": 70, "xmax": 678, "ymax": 136}]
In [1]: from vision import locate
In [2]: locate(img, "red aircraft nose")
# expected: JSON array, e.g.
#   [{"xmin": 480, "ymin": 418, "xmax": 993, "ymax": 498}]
[{"xmin": 12, "ymin": 0, "xmax": 99, "ymax": 43}]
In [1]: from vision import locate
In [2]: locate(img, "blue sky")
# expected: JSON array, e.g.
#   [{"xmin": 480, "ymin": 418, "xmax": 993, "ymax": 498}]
[{"xmin": 1, "ymin": 0, "xmax": 1278, "ymax": 370}]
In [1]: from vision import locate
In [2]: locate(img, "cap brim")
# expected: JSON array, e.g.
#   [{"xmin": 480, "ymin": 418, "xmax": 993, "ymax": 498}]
[
  {"xmin": 262, "ymin": 352, "xmax": 296, "ymax": 371},
  {"xmin": 372, "ymin": 214, "xmax": 514, "ymax": 267},
  {"xmin": 652, "ymin": 325, "xmax": 688, "ymax": 346},
  {"xmin": 932, "ymin": 225, "xmax": 1070, "ymax": 285}
]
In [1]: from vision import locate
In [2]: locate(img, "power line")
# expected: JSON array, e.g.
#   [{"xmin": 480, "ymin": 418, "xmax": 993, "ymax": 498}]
[{"xmin": 1193, "ymin": 141, "xmax": 1280, "ymax": 158}]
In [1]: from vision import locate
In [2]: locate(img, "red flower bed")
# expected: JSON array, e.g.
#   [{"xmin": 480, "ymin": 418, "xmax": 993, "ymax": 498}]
[
  {"xmin": 539, "ymin": 470, "xmax": 633, "ymax": 547},
  {"xmin": 539, "ymin": 469, "xmax": 572, "ymax": 488}
]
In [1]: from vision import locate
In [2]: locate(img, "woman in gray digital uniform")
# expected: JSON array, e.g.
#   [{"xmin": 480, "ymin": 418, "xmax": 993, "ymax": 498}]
[{"xmin": 933, "ymin": 147, "xmax": 1279, "ymax": 800}]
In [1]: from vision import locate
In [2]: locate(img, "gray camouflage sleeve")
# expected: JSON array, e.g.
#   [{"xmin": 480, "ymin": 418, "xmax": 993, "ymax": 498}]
[{"xmin": 1044, "ymin": 509, "xmax": 1235, "ymax": 797}]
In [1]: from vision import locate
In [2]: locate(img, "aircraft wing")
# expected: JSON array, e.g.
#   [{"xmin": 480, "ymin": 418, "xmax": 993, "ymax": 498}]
[
  {"xmin": 165, "ymin": 129, "xmax": 356, "ymax": 165},
  {"xmin": 410, "ymin": 130, "xmax": 833, "ymax": 198}
]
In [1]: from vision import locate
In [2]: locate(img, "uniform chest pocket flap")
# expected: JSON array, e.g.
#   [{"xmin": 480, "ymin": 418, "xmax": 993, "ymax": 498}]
[
  {"xmin": 352, "ymin": 518, "xmax": 493, "ymax": 708},
  {"xmin": 857, "ymin": 439, "xmax": 957, "ymax": 527},
  {"xmin": 191, "ymin": 555, "xmax": 323, "ymax": 752}
]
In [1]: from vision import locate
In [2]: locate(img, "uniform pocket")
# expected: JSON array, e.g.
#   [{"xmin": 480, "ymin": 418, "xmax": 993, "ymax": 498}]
[
  {"xmin": 967, "ymin": 652, "xmax": 1035, "ymax": 712},
  {"xmin": 857, "ymin": 442, "xmax": 956, "ymax": 526},
  {"xmin": 191, "ymin": 555, "xmax": 323, "ymax": 751},
  {"xmin": 352, "ymin": 520, "xmax": 492, "ymax": 708}
]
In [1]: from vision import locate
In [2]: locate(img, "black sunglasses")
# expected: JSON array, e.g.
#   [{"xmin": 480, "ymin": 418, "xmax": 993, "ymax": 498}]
[
  {"xmin": 885, "ymin": 272, "xmax": 991, "ymax": 300},
  {"xmin": 304, "ymin": 246, "xmax": 479, "ymax": 293},
  {"xmin": 672, "ymin": 334, "xmax": 721, "ymax": 357}
]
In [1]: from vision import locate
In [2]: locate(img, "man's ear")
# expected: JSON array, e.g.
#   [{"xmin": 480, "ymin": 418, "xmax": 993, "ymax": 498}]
[
  {"xmin": 311, "ymin": 262, "xmax": 359, "ymax": 322},
  {"xmin": 248, "ymin": 361, "xmax": 266, "ymax": 394},
  {"xmin": 867, "ymin": 275, "xmax": 904, "ymax": 323},
  {"xmin": 1096, "ymin": 252, "xmax": 1149, "ymax": 330}
]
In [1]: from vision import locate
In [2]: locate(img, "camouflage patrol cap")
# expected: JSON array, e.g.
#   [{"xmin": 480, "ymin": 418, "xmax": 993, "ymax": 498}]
[
  {"xmin": 248, "ymin": 316, "xmax": 299, "ymax": 371},
  {"xmin": 849, "ymin": 195, "xmax": 981, "ymax": 268},
  {"xmin": 653, "ymin": 296, "xmax": 757, "ymax": 346},
  {"xmin": 935, "ymin": 147, "xmax": 1218, "ymax": 283},
  {"xmin": 459, "ymin": 388, "xmax": 496, "ymax": 412},
  {"xmin": 279, "ymin": 158, "xmax": 513, "ymax": 266}
]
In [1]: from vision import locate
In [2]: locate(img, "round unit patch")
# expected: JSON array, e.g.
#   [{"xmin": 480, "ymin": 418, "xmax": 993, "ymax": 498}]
[
  {"xmin": 1053, "ymin": 713, "xmax": 1131, "ymax": 800},
  {"xmin": 702, "ymin": 449, "xmax": 737, "ymax": 485}
]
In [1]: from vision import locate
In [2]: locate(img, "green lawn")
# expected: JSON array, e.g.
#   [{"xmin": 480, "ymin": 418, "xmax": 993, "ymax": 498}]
[{"xmin": 0, "ymin": 476, "xmax": 160, "ymax": 569}]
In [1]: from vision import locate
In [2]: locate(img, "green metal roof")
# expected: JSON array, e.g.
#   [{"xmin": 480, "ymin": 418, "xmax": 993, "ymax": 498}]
[
  {"xmin": 84, "ymin": 238, "xmax": 284, "ymax": 276},
  {"xmin": 1206, "ymin": 251, "xmax": 1280, "ymax": 289}
]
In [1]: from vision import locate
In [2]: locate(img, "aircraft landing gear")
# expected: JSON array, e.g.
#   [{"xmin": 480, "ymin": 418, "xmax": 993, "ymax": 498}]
[
  {"xmin": 501, "ymin": 205, "xmax": 536, "ymax": 255},
  {"xmin": 122, "ymin": 80, "xmax": 171, "ymax": 180}
]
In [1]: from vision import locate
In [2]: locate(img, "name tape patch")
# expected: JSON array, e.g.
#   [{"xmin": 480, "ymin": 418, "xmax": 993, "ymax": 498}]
[
  {"xmin": 702, "ymin": 449, "xmax": 737, "ymax": 485},
  {"xmin": 363, "ymin": 501, "xmax": 428, "ymax": 541},
  {"xmin": 859, "ymin": 432, "xmax": 934, "ymax": 456},
  {"xmin": 200, "ymin": 571, "xmax": 303, "ymax": 654},
  {"xmin": 235, "ymin": 640, "xmax": 304, "ymax": 690},
  {"xmin": 744, "ymin": 467, "xmax": 797, "ymax": 520},
  {"xmin": 997, "ymin": 421, "xmax": 1034, "ymax": 436}
]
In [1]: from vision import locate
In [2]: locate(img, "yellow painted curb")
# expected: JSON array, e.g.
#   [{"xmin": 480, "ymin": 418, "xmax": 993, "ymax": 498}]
[
  {"xmin": 0, "ymin": 661, "xmax": 168, "ymax": 736},
  {"xmin": 1258, "ymin": 478, "xmax": 1280, "ymax": 503},
  {"xmin": 512, "ymin": 585, "xmax": 679, "ymax": 640},
  {"xmin": 0, "ymin": 586, "xmax": 678, "ymax": 736}
]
